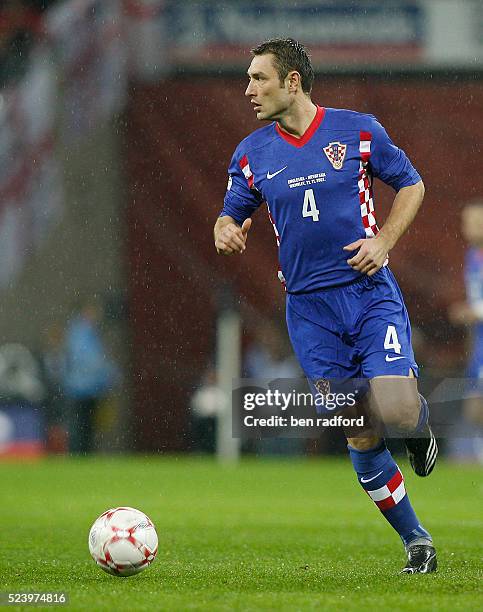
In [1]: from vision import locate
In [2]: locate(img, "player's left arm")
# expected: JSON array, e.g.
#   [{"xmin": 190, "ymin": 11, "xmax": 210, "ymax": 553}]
[{"xmin": 345, "ymin": 180, "xmax": 425, "ymax": 275}]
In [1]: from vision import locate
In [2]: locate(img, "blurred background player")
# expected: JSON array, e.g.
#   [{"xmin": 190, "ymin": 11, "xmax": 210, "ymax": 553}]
[
  {"xmin": 39, "ymin": 322, "xmax": 68, "ymax": 453},
  {"xmin": 244, "ymin": 319, "xmax": 300, "ymax": 380},
  {"xmin": 448, "ymin": 199, "xmax": 483, "ymax": 462},
  {"xmin": 62, "ymin": 299, "xmax": 120, "ymax": 454},
  {"xmin": 189, "ymin": 364, "xmax": 227, "ymax": 454},
  {"xmin": 214, "ymin": 38, "xmax": 437, "ymax": 574},
  {"xmin": 244, "ymin": 319, "xmax": 304, "ymax": 456}
]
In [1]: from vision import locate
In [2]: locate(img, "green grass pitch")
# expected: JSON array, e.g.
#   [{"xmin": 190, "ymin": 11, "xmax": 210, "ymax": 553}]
[{"xmin": 1, "ymin": 455, "xmax": 482, "ymax": 611}]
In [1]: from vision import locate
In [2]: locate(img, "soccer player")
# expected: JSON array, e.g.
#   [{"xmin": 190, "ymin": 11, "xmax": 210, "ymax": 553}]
[
  {"xmin": 449, "ymin": 200, "xmax": 483, "ymax": 447},
  {"xmin": 214, "ymin": 39, "xmax": 437, "ymax": 573}
]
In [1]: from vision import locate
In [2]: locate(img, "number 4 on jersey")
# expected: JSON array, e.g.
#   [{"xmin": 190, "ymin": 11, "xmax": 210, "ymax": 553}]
[{"xmin": 302, "ymin": 189, "xmax": 320, "ymax": 222}]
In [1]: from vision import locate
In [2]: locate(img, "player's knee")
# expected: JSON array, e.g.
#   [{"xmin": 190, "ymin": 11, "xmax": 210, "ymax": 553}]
[
  {"xmin": 370, "ymin": 376, "xmax": 421, "ymax": 432},
  {"xmin": 381, "ymin": 396, "xmax": 420, "ymax": 433},
  {"xmin": 398, "ymin": 396, "xmax": 421, "ymax": 432},
  {"xmin": 347, "ymin": 436, "xmax": 381, "ymax": 451}
]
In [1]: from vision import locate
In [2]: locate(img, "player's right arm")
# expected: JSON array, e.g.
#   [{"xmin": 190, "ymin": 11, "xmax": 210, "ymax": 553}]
[
  {"xmin": 214, "ymin": 216, "xmax": 252, "ymax": 255},
  {"xmin": 215, "ymin": 145, "xmax": 263, "ymax": 255},
  {"xmin": 345, "ymin": 116, "xmax": 424, "ymax": 275}
]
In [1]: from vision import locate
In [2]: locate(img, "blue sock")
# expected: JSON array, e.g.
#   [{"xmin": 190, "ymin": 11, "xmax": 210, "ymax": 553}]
[{"xmin": 348, "ymin": 441, "xmax": 432, "ymax": 547}]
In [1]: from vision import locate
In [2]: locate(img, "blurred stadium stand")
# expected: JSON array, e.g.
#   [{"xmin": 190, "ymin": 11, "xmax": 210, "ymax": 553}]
[{"xmin": 0, "ymin": 0, "xmax": 482, "ymax": 454}]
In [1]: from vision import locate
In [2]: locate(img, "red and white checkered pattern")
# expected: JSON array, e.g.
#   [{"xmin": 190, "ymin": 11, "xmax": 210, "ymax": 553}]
[
  {"xmin": 358, "ymin": 131, "xmax": 379, "ymax": 239},
  {"xmin": 239, "ymin": 154, "xmax": 254, "ymax": 189},
  {"xmin": 359, "ymin": 130, "xmax": 372, "ymax": 163},
  {"xmin": 267, "ymin": 204, "xmax": 280, "ymax": 247},
  {"xmin": 266, "ymin": 203, "xmax": 286, "ymax": 289},
  {"xmin": 366, "ymin": 469, "xmax": 406, "ymax": 511},
  {"xmin": 358, "ymin": 160, "xmax": 379, "ymax": 238}
]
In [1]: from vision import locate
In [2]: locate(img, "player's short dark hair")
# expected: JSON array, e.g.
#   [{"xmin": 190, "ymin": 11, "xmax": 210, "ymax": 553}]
[{"xmin": 251, "ymin": 38, "xmax": 314, "ymax": 94}]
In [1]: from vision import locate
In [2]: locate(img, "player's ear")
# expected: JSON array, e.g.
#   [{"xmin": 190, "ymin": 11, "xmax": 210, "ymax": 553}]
[{"xmin": 287, "ymin": 71, "xmax": 301, "ymax": 92}]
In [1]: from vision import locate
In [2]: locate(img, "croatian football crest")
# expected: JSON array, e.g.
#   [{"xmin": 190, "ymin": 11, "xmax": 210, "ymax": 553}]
[
  {"xmin": 314, "ymin": 378, "xmax": 331, "ymax": 396},
  {"xmin": 323, "ymin": 142, "xmax": 347, "ymax": 170}
]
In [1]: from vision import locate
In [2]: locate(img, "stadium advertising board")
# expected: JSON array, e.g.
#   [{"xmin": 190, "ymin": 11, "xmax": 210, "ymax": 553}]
[
  {"xmin": 125, "ymin": 0, "xmax": 483, "ymax": 76},
  {"xmin": 167, "ymin": 1, "xmax": 424, "ymax": 67}
]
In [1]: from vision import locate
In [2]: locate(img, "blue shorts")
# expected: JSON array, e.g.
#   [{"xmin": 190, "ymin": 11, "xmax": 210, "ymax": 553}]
[{"xmin": 286, "ymin": 267, "xmax": 418, "ymax": 387}]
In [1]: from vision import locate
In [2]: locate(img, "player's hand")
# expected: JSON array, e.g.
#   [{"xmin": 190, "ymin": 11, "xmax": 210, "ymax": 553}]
[
  {"xmin": 215, "ymin": 218, "xmax": 252, "ymax": 255},
  {"xmin": 343, "ymin": 236, "xmax": 389, "ymax": 276}
]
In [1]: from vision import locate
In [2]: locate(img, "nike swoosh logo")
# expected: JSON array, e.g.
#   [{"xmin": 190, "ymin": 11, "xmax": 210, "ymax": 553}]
[
  {"xmin": 266, "ymin": 166, "xmax": 287, "ymax": 179},
  {"xmin": 360, "ymin": 470, "xmax": 383, "ymax": 484},
  {"xmin": 385, "ymin": 355, "xmax": 405, "ymax": 362}
]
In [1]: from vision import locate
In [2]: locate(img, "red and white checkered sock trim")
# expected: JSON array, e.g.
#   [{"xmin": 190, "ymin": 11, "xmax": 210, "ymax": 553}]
[{"xmin": 366, "ymin": 469, "xmax": 406, "ymax": 511}]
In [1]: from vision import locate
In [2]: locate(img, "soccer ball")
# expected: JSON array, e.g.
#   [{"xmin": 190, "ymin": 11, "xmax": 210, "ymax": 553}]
[{"xmin": 88, "ymin": 507, "xmax": 158, "ymax": 577}]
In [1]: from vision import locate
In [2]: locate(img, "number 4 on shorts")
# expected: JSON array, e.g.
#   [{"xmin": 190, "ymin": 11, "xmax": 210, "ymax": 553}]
[{"xmin": 384, "ymin": 325, "xmax": 401, "ymax": 353}]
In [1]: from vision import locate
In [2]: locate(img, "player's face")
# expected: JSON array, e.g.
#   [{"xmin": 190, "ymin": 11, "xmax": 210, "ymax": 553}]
[
  {"xmin": 245, "ymin": 54, "xmax": 291, "ymax": 121},
  {"xmin": 462, "ymin": 205, "xmax": 483, "ymax": 246}
]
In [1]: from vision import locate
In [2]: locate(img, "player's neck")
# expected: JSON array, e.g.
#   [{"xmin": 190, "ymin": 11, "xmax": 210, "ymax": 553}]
[{"xmin": 276, "ymin": 99, "xmax": 318, "ymax": 139}]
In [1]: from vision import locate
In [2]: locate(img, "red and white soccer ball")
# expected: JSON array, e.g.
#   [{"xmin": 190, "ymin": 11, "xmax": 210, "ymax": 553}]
[{"xmin": 88, "ymin": 507, "xmax": 158, "ymax": 577}]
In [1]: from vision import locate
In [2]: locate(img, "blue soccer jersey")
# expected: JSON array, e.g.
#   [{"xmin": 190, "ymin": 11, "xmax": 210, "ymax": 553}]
[
  {"xmin": 221, "ymin": 106, "xmax": 421, "ymax": 293},
  {"xmin": 465, "ymin": 247, "xmax": 483, "ymax": 378}
]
